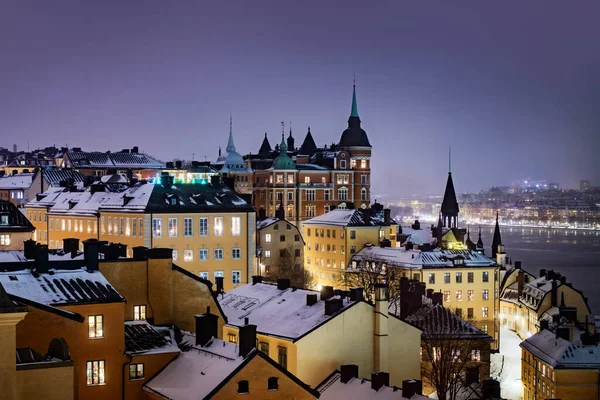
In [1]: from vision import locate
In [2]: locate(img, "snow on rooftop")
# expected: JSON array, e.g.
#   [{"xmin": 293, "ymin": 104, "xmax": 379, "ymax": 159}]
[
  {"xmin": 0, "ymin": 268, "xmax": 123, "ymax": 306},
  {"xmin": 303, "ymin": 209, "xmax": 359, "ymax": 226},
  {"xmin": 401, "ymin": 227, "xmax": 434, "ymax": 246},
  {"xmin": 0, "ymin": 173, "xmax": 34, "ymax": 190},
  {"xmin": 521, "ymin": 329, "xmax": 600, "ymax": 369},
  {"xmin": 0, "ymin": 250, "xmax": 84, "ymax": 263},
  {"xmin": 124, "ymin": 321, "xmax": 180, "ymax": 356},
  {"xmin": 257, "ymin": 217, "xmax": 279, "ymax": 230},
  {"xmin": 219, "ymin": 283, "xmax": 355, "ymax": 339},
  {"xmin": 144, "ymin": 335, "xmax": 245, "ymax": 400},
  {"xmin": 318, "ymin": 373, "xmax": 428, "ymax": 400}
]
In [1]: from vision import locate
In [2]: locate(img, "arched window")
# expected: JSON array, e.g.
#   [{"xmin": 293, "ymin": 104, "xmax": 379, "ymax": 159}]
[
  {"xmin": 361, "ymin": 188, "xmax": 367, "ymax": 201},
  {"xmin": 268, "ymin": 377, "xmax": 279, "ymax": 391},
  {"xmin": 237, "ymin": 380, "xmax": 249, "ymax": 394},
  {"xmin": 338, "ymin": 187, "xmax": 348, "ymax": 201}
]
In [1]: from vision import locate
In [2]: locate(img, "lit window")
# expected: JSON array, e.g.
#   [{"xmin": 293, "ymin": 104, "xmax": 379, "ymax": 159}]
[
  {"xmin": 88, "ymin": 315, "xmax": 103, "ymax": 338},
  {"xmin": 481, "ymin": 324, "xmax": 488, "ymax": 333},
  {"xmin": 232, "ymin": 270, "xmax": 241, "ymax": 284},
  {"xmin": 172, "ymin": 250, "xmax": 178, "ymax": 262},
  {"xmin": 482, "ymin": 289, "xmax": 489, "ymax": 300},
  {"xmin": 428, "ymin": 273, "xmax": 435, "ymax": 284},
  {"xmin": 199, "ymin": 249, "xmax": 208, "ymax": 260},
  {"xmin": 228, "ymin": 333, "xmax": 237, "ymax": 343},
  {"xmin": 129, "ymin": 363, "xmax": 144, "ymax": 380},
  {"xmin": 199, "ymin": 272, "xmax": 209, "ymax": 280},
  {"xmin": 86, "ymin": 360, "xmax": 105, "ymax": 385},
  {"xmin": 184, "ymin": 218, "xmax": 193, "ymax": 237},
  {"xmin": 214, "ymin": 248, "xmax": 224, "ymax": 260},
  {"xmin": 152, "ymin": 218, "xmax": 162, "ymax": 238},
  {"xmin": 232, "ymin": 248, "xmax": 241, "ymax": 259},
  {"xmin": 456, "ymin": 290, "xmax": 462, "ymax": 301},
  {"xmin": 168, "ymin": 218, "xmax": 178, "ymax": 237},
  {"xmin": 287, "ymin": 175, "xmax": 294, "ymax": 184},
  {"xmin": 133, "ymin": 305, "xmax": 146, "ymax": 321},
  {"xmin": 305, "ymin": 176, "xmax": 310, "ymax": 184},
  {"xmin": 231, "ymin": 216, "xmax": 241, "ymax": 236},
  {"xmin": 264, "ymin": 250, "xmax": 271, "ymax": 258},
  {"xmin": 214, "ymin": 217, "xmax": 223, "ymax": 236},
  {"xmin": 361, "ymin": 159, "xmax": 367, "ymax": 168},
  {"xmin": 0, "ymin": 234, "xmax": 10, "ymax": 246},
  {"xmin": 482, "ymin": 307, "xmax": 489, "ymax": 318},
  {"xmin": 265, "ymin": 233, "xmax": 272, "ymax": 243},
  {"xmin": 183, "ymin": 249, "xmax": 193, "ymax": 262},
  {"xmin": 199, "ymin": 217, "xmax": 208, "ymax": 236},
  {"xmin": 468, "ymin": 290, "xmax": 474, "ymax": 301},
  {"xmin": 444, "ymin": 291, "xmax": 450, "ymax": 303}
]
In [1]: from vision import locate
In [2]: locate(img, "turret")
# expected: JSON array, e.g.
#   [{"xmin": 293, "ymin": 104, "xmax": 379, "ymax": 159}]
[{"xmin": 491, "ymin": 211, "xmax": 503, "ymax": 259}]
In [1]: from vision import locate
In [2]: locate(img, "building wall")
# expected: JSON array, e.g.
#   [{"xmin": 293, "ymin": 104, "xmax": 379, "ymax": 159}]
[
  {"xmin": 212, "ymin": 354, "xmax": 317, "ymax": 400},
  {"xmin": 0, "ymin": 312, "xmax": 27, "ymax": 400},
  {"xmin": 257, "ymin": 220, "xmax": 304, "ymax": 285},
  {"xmin": 0, "ymin": 231, "xmax": 32, "ymax": 250},
  {"xmin": 99, "ymin": 211, "xmax": 145, "ymax": 255},
  {"xmin": 150, "ymin": 211, "xmax": 253, "ymax": 291},
  {"xmin": 15, "ymin": 302, "xmax": 125, "ymax": 400},
  {"xmin": 424, "ymin": 265, "xmax": 500, "ymax": 349},
  {"xmin": 388, "ymin": 316, "xmax": 422, "ymax": 385},
  {"xmin": 99, "ymin": 257, "xmax": 225, "ymax": 335},
  {"xmin": 124, "ymin": 352, "xmax": 179, "ymax": 400},
  {"xmin": 17, "ymin": 365, "xmax": 74, "ymax": 400}
]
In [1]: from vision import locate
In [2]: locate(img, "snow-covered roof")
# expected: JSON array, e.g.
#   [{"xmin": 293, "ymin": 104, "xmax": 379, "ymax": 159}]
[
  {"xmin": 143, "ymin": 335, "xmax": 247, "ymax": 400},
  {"xmin": 520, "ymin": 329, "xmax": 600, "ymax": 369},
  {"xmin": 256, "ymin": 217, "xmax": 279, "ymax": 230},
  {"xmin": 0, "ymin": 201, "xmax": 34, "ymax": 232},
  {"xmin": 65, "ymin": 150, "xmax": 164, "ymax": 169},
  {"xmin": 401, "ymin": 227, "xmax": 433, "ymax": 246},
  {"xmin": 317, "ymin": 372, "xmax": 429, "ymax": 400},
  {"xmin": 351, "ymin": 246, "xmax": 496, "ymax": 270},
  {"xmin": 42, "ymin": 169, "xmax": 87, "ymax": 187},
  {"xmin": 304, "ymin": 209, "xmax": 396, "ymax": 227},
  {"xmin": 124, "ymin": 320, "xmax": 180, "ymax": 356},
  {"xmin": 219, "ymin": 283, "xmax": 357, "ymax": 340},
  {"xmin": 296, "ymin": 163, "xmax": 329, "ymax": 170},
  {"xmin": 0, "ymin": 250, "xmax": 84, "ymax": 263},
  {"xmin": 0, "ymin": 173, "xmax": 34, "ymax": 190},
  {"xmin": 0, "ymin": 268, "xmax": 123, "ymax": 306},
  {"xmin": 404, "ymin": 304, "xmax": 493, "ymax": 340}
]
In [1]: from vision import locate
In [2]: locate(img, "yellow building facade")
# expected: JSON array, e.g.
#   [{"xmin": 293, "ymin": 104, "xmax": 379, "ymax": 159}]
[{"xmin": 302, "ymin": 208, "xmax": 397, "ymax": 289}]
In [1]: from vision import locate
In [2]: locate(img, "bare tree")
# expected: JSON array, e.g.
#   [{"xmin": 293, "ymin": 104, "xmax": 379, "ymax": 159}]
[{"xmin": 277, "ymin": 243, "xmax": 306, "ymax": 288}]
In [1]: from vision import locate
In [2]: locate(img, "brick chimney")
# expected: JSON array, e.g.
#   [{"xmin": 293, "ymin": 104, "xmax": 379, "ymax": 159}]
[
  {"xmin": 374, "ymin": 282, "xmax": 389, "ymax": 373},
  {"xmin": 238, "ymin": 321, "xmax": 257, "ymax": 358}
]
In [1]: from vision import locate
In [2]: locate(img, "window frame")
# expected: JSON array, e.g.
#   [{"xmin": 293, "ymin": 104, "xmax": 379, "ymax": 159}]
[
  {"xmin": 86, "ymin": 360, "xmax": 106, "ymax": 386},
  {"xmin": 88, "ymin": 315, "xmax": 104, "ymax": 339}
]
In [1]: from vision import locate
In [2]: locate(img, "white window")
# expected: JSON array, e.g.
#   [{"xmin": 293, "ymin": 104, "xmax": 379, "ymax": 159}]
[
  {"xmin": 49, "ymin": 240, "xmax": 54, "ymax": 249},
  {"xmin": 61, "ymin": 218, "xmax": 66, "ymax": 232},
  {"xmin": 306, "ymin": 190, "xmax": 315, "ymax": 201},
  {"xmin": 361, "ymin": 160, "xmax": 367, "ymax": 168},
  {"xmin": 0, "ymin": 234, "xmax": 10, "ymax": 246},
  {"xmin": 168, "ymin": 218, "xmax": 178, "ymax": 237},
  {"xmin": 265, "ymin": 233, "xmax": 272, "ymax": 243},
  {"xmin": 304, "ymin": 176, "xmax": 310, "ymax": 184},
  {"xmin": 199, "ymin": 272, "xmax": 209, "ymax": 280},
  {"xmin": 232, "ymin": 248, "xmax": 241, "ymax": 259},
  {"xmin": 214, "ymin": 271, "xmax": 224, "ymax": 281},
  {"xmin": 132, "ymin": 218, "xmax": 137, "ymax": 236},
  {"xmin": 231, "ymin": 216, "xmax": 241, "ymax": 236},
  {"xmin": 133, "ymin": 305, "xmax": 146, "ymax": 320},
  {"xmin": 184, "ymin": 218, "xmax": 193, "ymax": 237},
  {"xmin": 172, "ymin": 250, "xmax": 178, "ymax": 262},
  {"xmin": 340, "ymin": 160, "xmax": 346, "ymax": 169},
  {"xmin": 361, "ymin": 174, "xmax": 367, "ymax": 184},
  {"xmin": 81, "ymin": 220, "xmax": 84, "ymax": 234},
  {"xmin": 306, "ymin": 205, "xmax": 316, "ymax": 218},
  {"xmin": 232, "ymin": 270, "xmax": 241, "ymax": 285},
  {"xmin": 68, "ymin": 219, "xmax": 72, "ymax": 232},
  {"xmin": 214, "ymin": 217, "xmax": 224, "ymax": 236},
  {"xmin": 87, "ymin": 220, "xmax": 92, "ymax": 234},
  {"xmin": 287, "ymin": 174, "xmax": 294, "ymax": 184},
  {"xmin": 49, "ymin": 218, "xmax": 54, "ymax": 230},
  {"xmin": 264, "ymin": 250, "xmax": 271, "ymax": 258},
  {"xmin": 199, "ymin": 217, "xmax": 208, "ymax": 236},
  {"xmin": 214, "ymin": 248, "xmax": 224, "ymax": 260},
  {"xmin": 199, "ymin": 249, "xmax": 209, "ymax": 260},
  {"xmin": 183, "ymin": 249, "xmax": 193, "ymax": 262},
  {"xmin": 338, "ymin": 187, "xmax": 348, "ymax": 201},
  {"xmin": 361, "ymin": 188, "xmax": 367, "ymax": 201},
  {"xmin": 125, "ymin": 218, "xmax": 130, "ymax": 236},
  {"xmin": 324, "ymin": 205, "xmax": 330, "ymax": 213},
  {"xmin": 152, "ymin": 218, "xmax": 162, "ymax": 238}
]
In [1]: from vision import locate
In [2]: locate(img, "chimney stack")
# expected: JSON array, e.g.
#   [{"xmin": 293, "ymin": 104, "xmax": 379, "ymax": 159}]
[
  {"xmin": 374, "ymin": 282, "xmax": 389, "ymax": 374},
  {"xmin": 321, "ymin": 286, "xmax": 334, "ymax": 301},
  {"xmin": 539, "ymin": 319, "xmax": 549, "ymax": 331},
  {"xmin": 24, "ymin": 239, "xmax": 36, "ymax": 260},
  {"xmin": 540, "ymin": 269, "xmax": 547, "ymax": 279},
  {"xmin": 350, "ymin": 287, "xmax": 364, "ymax": 302},
  {"xmin": 306, "ymin": 294, "xmax": 317, "ymax": 306},
  {"xmin": 195, "ymin": 307, "xmax": 219, "ymax": 347},
  {"xmin": 514, "ymin": 261, "xmax": 521, "ymax": 269},
  {"xmin": 34, "ymin": 245, "xmax": 49, "ymax": 274},
  {"xmin": 277, "ymin": 278, "xmax": 291, "ymax": 290},
  {"xmin": 432, "ymin": 292, "xmax": 443, "ymax": 306},
  {"xmin": 517, "ymin": 270, "xmax": 525, "ymax": 297},
  {"xmin": 215, "ymin": 276, "xmax": 224, "ymax": 295},
  {"xmin": 238, "ymin": 323, "xmax": 257, "ymax": 358},
  {"xmin": 551, "ymin": 280, "xmax": 558, "ymax": 307},
  {"xmin": 371, "ymin": 372, "xmax": 389, "ymax": 392},
  {"xmin": 132, "ymin": 246, "xmax": 147, "ymax": 261},
  {"xmin": 324, "ymin": 298, "xmax": 343, "ymax": 316},
  {"xmin": 83, "ymin": 239, "xmax": 100, "ymax": 272},
  {"xmin": 63, "ymin": 238, "xmax": 79, "ymax": 258},
  {"xmin": 251, "ymin": 275, "xmax": 263, "ymax": 285},
  {"xmin": 340, "ymin": 365, "xmax": 358, "ymax": 384},
  {"xmin": 481, "ymin": 379, "xmax": 501, "ymax": 400},
  {"xmin": 383, "ymin": 209, "xmax": 391, "ymax": 225},
  {"xmin": 402, "ymin": 379, "xmax": 423, "ymax": 398}
]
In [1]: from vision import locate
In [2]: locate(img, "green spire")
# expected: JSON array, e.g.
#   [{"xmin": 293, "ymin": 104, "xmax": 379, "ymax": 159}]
[
  {"xmin": 273, "ymin": 133, "xmax": 296, "ymax": 170},
  {"xmin": 351, "ymin": 83, "xmax": 359, "ymax": 117}
]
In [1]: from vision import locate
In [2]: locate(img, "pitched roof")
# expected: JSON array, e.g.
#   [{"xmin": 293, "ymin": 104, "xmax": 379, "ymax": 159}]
[
  {"xmin": 317, "ymin": 371, "xmax": 429, "ymax": 400},
  {"xmin": 404, "ymin": 304, "xmax": 493, "ymax": 340},
  {"xmin": 303, "ymin": 209, "xmax": 396, "ymax": 227},
  {"xmin": 0, "ymin": 200, "xmax": 35, "ymax": 232},
  {"xmin": 258, "ymin": 133, "xmax": 272, "ymax": 154},
  {"xmin": 298, "ymin": 127, "xmax": 318, "ymax": 155},
  {"xmin": 41, "ymin": 169, "xmax": 87, "ymax": 187},
  {"xmin": 0, "ymin": 268, "xmax": 124, "ymax": 307},
  {"xmin": 65, "ymin": 150, "xmax": 164, "ymax": 169},
  {"xmin": 441, "ymin": 172, "xmax": 459, "ymax": 216},
  {"xmin": 219, "ymin": 282, "xmax": 357, "ymax": 340},
  {"xmin": 520, "ymin": 329, "xmax": 600, "ymax": 369},
  {"xmin": 0, "ymin": 173, "xmax": 34, "ymax": 190},
  {"xmin": 147, "ymin": 182, "xmax": 252, "ymax": 212},
  {"xmin": 124, "ymin": 321, "xmax": 180, "ymax": 356}
]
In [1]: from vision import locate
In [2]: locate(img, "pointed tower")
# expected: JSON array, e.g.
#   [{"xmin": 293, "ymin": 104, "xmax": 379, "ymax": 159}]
[
  {"xmin": 258, "ymin": 133, "xmax": 272, "ymax": 155},
  {"xmin": 226, "ymin": 115, "xmax": 236, "ymax": 153},
  {"xmin": 476, "ymin": 226, "xmax": 485, "ymax": 255},
  {"xmin": 298, "ymin": 127, "xmax": 317, "ymax": 155},
  {"xmin": 287, "ymin": 125, "xmax": 295, "ymax": 151},
  {"xmin": 441, "ymin": 170, "xmax": 459, "ymax": 228},
  {"xmin": 491, "ymin": 211, "xmax": 503, "ymax": 258},
  {"xmin": 273, "ymin": 134, "xmax": 296, "ymax": 170},
  {"xmin": 465, "ymin": 227, "xmax": 476, "ymax": 250},
  {"xmin": 338, "ymin": 83, "xmax": 371, "ymax": 149},
  {"xmin": 222, "ymin": 116, "xmax": 249, "ymax": 172}
]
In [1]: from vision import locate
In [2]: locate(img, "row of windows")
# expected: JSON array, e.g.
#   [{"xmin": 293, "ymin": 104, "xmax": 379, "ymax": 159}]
[
  {"xmin": 429, "ymin": 271, "xmax": 490, "ymax": 284},
  {"xmin": 86, "ymin": 361, "xmax": 146, "ymax": 386},
  {"xmin": 45, "ymin": 217, "xmax": 101, "ymax": 235},
  {"xmin": 100, "ymin": 217, "xmax": 142, "ymax": 237},
  {"xmin": 228, "ymin": 334, "xmax": 288, "ymax": 369},
  {"xmin": 88, "ymin": 306, "xmax": 147, "ymax": 340},
  {"xmin": 426, "ymin": 347, "xmax": 482, "ymax": 362},
  {"xmin": 152, "ymin": 216, "xmax": 241, "ymax": 238},
  {"xmin": 443, "ymin": 290, "xmax": 490, "ymax": 302},
  {"xmin": 306, "ymin": 257, "xmax": 345, "ymax": 269},
  {"xmin": 199, "ymin": 270, "xmax": 242, "ymax": 285},
  {"xmin": 263, "ymin": 249, "xmax": 301, "ymax": 258},
  {"xmin": 306, "ymin": 228, "xmax": 346, "ymax": 239},
  {"xmin": 307, "ymin": 243, "xmax": 348, "ymax": 254},
  {"xmin": 264, "ymin": 168, "xmax": 368, "ymax": 185},
  {"xmin": 263, "ymin": 233, "xmax": 300, "ymax": 243},
  {"xmin": 237, "ymin": 377, "xmax": 280, "ymax": 394},
  {"xmin": 172, "ymin": 248, "xmax": 242, "ymax": 262},
  {"xmin": 449, "ymin": 307, "xmax": 490, "ymax": 320}
]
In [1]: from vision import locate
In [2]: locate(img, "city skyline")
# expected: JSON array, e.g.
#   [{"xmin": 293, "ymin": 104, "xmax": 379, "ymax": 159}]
[{"xmin": 2, "ymin": 1, "xmax": 599, "ymax": 196}]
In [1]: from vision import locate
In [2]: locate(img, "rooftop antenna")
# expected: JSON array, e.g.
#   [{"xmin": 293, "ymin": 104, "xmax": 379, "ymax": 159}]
[
  {"xmin": 289, "ymin": 121, "xmax": 292, "ymax": 136},
  {"xmin": 192, "ymin": 152, "xmax": 195, "ymax": 161},
  {"xmin": 281, "ymin": 121, "xmax": 285, "ymax": 135},
  {"xmin": 449, "ymin": 146, "xmax": 452, "ymax": 173}
]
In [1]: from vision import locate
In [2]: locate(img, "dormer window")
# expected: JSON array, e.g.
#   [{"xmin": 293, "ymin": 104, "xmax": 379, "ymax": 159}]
[{"xmin": 0, "ymin": 214, "xmax": 8, "ymax": 225}]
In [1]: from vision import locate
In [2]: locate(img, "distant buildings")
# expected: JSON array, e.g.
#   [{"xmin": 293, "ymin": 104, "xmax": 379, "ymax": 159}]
[{"xmin": 580, "ymin": 180, "xmax": 591, "ymax": 192}]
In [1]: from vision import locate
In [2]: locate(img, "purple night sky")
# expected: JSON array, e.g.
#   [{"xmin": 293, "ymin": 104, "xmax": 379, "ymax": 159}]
[{"xmin": 1, "ymin": 1, "xmax": 599, "ymax": 197}]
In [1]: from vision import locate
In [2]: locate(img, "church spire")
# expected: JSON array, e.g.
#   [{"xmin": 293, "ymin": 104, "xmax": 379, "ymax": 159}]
[
  {"xmin": 351, "ymin": 81, "xmax": 359, "ymax": 117},
  {"xmin": 491, "ymin": 211, "xmax": 503, "ymax": 258},
  {"xmin": 476, "ymin": 226, "xmax": 484, "ymax": 254},
  {"xmin": 226, "ymin": 115, "xmax": 236, "ymax": 153}
]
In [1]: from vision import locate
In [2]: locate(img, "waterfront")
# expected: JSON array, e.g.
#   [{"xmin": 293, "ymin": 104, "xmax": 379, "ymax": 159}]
[{"xmin": 479, "ymin": 226, "xmax": 600, "ymax": 314}]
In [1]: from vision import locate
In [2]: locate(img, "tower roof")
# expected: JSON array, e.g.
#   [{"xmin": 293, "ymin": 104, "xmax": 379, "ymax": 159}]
[
  {"xmin": 338, "ymin": 84, "xmax": 371, "ymax": 148},
  {"xmin": 476, "ymin": 226, "xmax": 484, "ymax": 249},
  {"xmin": 226, "ymin": 116, "xmax": 236, "ymax": 153},
  {"xmin": 441, "ymin": 172, "xmax": 459, "ymax": 216},
  {"xmin": 222, "ymin": 117, "xmax": 249, "ymax": 172},
  {"xmin": 298, "ymin": 127, "xmax": 317, "ymax": 155},
  {"xmin": 258, "ymin": 133, "xmax": 272, "ymax": 155},
  {"xmin": 273, "ymin": 134, "xmax": 296, "ymax": 170},
  {"xmin": 491, "ymin": 211, "xmax": 503, "ymax": 257}
]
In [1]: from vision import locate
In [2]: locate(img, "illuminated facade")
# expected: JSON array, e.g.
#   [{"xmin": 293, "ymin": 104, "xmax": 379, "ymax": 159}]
[{"xmin": 0, "ymin": 201, "xmax": 34, "ymax": 250}]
